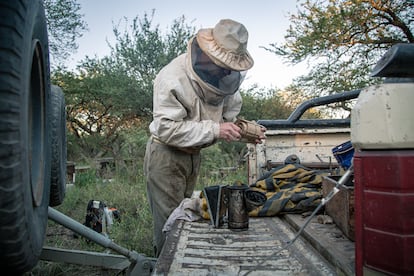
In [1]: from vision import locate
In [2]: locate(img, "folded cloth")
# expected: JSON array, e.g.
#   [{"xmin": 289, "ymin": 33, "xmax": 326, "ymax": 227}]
[
  {"xmin": 249, "ymin": 163, "xmax": 327, "ymax": 217},
  {"xmin": 198, "ymin": 164, "xmax": 327, "ymax": 219},
  {"xmin": 163, "ymin": 197, "xmax": 202, "ymax": 233}
]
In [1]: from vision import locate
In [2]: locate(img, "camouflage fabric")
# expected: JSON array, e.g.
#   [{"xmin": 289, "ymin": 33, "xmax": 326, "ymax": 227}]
[
  {"xmin": 200, "ymin": 194, "xmax": 210, "ymax": 220},
  {"xmin": 200, "ymin": 164, "xmax": 326, "ymax": 220},
  {"xmin": 249, "ymin": 164, "xmax": 327, "ymax": 217}
]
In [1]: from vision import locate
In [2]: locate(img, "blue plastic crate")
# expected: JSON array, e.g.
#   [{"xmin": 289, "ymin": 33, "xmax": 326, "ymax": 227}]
[{"xmin": 332, "ymin": 140, "xmax": 354, "ymax": 169}]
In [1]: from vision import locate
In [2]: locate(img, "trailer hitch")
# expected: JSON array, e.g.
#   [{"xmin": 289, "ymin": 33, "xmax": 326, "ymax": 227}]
[{"xmin": 42, "ymin": 207, "xmax": 156, "ymax": 275}]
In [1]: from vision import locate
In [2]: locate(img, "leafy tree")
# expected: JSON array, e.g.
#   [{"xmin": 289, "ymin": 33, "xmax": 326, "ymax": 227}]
[
  {"xmin": 52, "ymin": 12, "xmax": 195, "ymax": 160},
  {"xmin": 108, "ymin": 11, "xmax": 195, "ymax": 118},
  {"xmin": 52, "ymin": 61, "xmax": 144, "ymax": 160},
  {"xmin": 44, "ymin": 0, "xmax": 88, "ymax": 66},
  {"xmin": 267, "ymin": 0, "xmax": 414, "ymax": 106},
  {"xmin": 239, "ymin": 85, "xmax": 304, "ymax": 120}
]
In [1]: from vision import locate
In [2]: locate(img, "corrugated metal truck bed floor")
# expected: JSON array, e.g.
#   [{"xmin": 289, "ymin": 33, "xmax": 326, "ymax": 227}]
[{"xmin": 154, "ymin": 214, "xmax": 354, "ymax": 275}]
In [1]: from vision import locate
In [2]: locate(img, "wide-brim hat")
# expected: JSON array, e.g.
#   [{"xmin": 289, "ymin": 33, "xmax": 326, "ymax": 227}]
[{"xmin": 196, "ymin": 19, "xmax": 254, "ymax": 71}]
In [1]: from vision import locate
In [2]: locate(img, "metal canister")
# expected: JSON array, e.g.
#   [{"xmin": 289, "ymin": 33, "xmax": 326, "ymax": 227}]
[{"xmin": 227, "ymin": 185, "xmax": 249, "ymax": 231}]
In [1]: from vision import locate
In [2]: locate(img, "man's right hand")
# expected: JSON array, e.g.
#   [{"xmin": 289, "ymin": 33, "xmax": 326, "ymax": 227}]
[{"xmin": 219, "ymin": 122, "xmax": 242, "ymax": 142}]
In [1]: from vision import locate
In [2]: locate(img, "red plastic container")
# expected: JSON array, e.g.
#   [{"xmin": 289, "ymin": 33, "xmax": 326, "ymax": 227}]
[{"xmin": 354, "ymin": 150, "xmax": 414, "ymax": 275}]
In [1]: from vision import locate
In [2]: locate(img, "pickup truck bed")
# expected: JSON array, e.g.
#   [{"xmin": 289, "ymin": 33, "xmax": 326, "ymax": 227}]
[
  {"xmin": 154, "ymin": 91, "xmax": 359, "ymax": 275},
  {"xmin": 154, "ymin": 214, "xmax": 354, "ymax": 275}
]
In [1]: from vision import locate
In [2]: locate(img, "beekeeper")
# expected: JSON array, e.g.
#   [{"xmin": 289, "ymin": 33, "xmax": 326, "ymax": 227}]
[{"xmin": 144, "ymin": 18, "xmax": 264, "ymax": 257}]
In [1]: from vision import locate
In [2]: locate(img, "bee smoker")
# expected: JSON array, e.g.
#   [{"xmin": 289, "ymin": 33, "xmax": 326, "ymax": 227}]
[
  {"xmin": 227, "ymin": 185, "xmax": 249, "ymax": 231},
  {"xmin": 226, "ymin": 185, "xmax": 267, "ymax": 231},
  {"xmin": 204, "ymin": 184, "xmax": 267, "ymax": 231}
]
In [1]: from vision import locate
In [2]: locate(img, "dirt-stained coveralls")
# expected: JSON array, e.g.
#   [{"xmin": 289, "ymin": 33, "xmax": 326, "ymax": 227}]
[{"xmin": 144, "ymin": 19, "xmax": 254, "ymax": 257}]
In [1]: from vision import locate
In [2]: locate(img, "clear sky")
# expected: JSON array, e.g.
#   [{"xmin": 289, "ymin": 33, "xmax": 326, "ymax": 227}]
[{"xmin": 69, "ymin": 0, "xmax": 308, "ymax": 89}]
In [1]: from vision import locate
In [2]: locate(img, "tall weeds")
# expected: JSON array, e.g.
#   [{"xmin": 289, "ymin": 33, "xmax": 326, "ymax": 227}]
[{"xmin": 31, "ymin": 142, "xmax": 248, "ymax": 274}]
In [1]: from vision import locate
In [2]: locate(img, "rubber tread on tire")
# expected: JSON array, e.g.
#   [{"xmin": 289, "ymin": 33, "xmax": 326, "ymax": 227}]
[
  {"xmin": 49, "ymin": 85, "xmax": 67, "ymax": 207},
  {"xmin": 0, "ymin": 0, "xmax": 51, "ymax": 273}
]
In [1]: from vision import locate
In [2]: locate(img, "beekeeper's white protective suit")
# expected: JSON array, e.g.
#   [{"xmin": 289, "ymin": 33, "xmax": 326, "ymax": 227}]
[{"xmin": 144, "ymin": 18, "xmax": 254, "ymax": 257}]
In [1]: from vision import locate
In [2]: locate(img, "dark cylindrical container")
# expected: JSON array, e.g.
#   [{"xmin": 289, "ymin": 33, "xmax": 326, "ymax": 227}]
[
  {"xmin": 245, "ymin": 189, "xmax": 267, "ymax": 212},
  {"xmin": 227, "ymin": 185, "xmax": 249, "ymax": 231}
]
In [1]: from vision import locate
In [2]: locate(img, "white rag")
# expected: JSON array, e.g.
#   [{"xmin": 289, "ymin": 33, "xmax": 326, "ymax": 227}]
[{"xmin": 162, "ymin": 197, "xmax": 202, "ymax": 233}]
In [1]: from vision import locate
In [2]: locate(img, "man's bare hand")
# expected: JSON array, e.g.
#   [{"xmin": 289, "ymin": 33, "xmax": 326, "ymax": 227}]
[{"xmin": 219, "ymin": 122, "xmax": 242, "ymax": 142}]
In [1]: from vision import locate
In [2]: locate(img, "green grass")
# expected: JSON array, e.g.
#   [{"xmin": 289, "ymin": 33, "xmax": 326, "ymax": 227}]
[
  {"xmin": 30, "ymin": 148, "xmax": 248, "ymax": 275},
  {"xmin": 30, "ymin": 164, "xmax": 153, "ymax": 275}
]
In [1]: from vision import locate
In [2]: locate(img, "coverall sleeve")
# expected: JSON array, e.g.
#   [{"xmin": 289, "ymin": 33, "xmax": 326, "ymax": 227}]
[{"xmin": 150, "ymin": 82, "xmax": 220, "ymax": 148}]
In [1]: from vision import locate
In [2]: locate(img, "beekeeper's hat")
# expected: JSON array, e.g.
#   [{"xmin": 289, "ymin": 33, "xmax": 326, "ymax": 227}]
[{"xmin": 196, "ymin": 19, "xmax": 254, "ymax": 71}]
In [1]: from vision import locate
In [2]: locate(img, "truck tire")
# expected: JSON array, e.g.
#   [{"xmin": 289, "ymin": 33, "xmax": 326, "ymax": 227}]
[
  {"xmin": 49, "ymin": 85, "xmax": 67, "ymax": 207},
  {"xmin": 0, "ymin": 0, "xmax": 51, "ymax": 273}
]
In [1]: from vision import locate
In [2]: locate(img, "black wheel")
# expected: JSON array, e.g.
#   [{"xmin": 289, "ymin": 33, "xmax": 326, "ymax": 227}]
[
  {"xmin": 49, "ymin": 85, "xmax": 67, "ymax": 207},
  {"xmin": 0, "ymin": 0, "xmax": 51, "ymax": 273}
]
